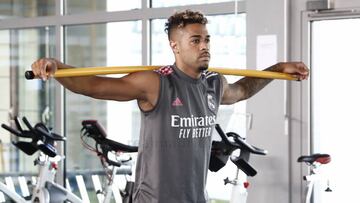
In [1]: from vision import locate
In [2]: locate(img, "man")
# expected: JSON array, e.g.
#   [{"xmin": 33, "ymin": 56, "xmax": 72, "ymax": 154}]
[{"xmin": 31, "ymin": 10, "xmax": 308, "ymax": 203}]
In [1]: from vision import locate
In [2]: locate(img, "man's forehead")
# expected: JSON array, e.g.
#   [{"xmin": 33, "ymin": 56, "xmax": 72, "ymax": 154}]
[
  {"xmin": 180, "ymin": 24, "xmax": 209, "ymax": 36},
  {"xmin": 170, "ymin": 23, "xmax": 208, "ymax": 40}
]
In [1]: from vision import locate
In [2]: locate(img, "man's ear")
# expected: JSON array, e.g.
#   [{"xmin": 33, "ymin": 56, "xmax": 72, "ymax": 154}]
[{"xmin": 169, "ymin": 40, "xmax": 179, "ymax": 54}]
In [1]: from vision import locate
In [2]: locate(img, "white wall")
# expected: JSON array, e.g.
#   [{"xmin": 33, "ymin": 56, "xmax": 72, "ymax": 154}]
[
  {"xmin": 247, "ymin": 0, "xmax": 360, "ymax": 202},
  {"xmin": 246, "ymin": 0, "xmax": 290, "ymax": 202}
]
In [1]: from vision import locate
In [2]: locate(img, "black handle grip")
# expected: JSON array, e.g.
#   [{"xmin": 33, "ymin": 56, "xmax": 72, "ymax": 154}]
[
  {"xmin": 22, "ymin": 117, "xmax": 34, "ymax": 131},
  {"xmin": 214, "ymin": 124, "xmax": 236, "ymax": 147},
  {"xmin": 25, "ymin": 71, "xmax": 35, "ymax": 80},
  {"xmin": 1, "ymin": 124, "xmax": 22, "ymax": 137}
]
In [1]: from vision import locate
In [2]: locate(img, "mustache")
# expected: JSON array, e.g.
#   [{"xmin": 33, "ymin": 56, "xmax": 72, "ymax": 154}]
[{"xmin": 200, "ymin": 52, "xmax": 211, "ymax": 58}]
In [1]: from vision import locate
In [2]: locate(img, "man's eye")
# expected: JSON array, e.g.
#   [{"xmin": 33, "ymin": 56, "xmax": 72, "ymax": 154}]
[
  {"xmin": 192, "ymin": 39, "xmax": 200, "ymax": 43},
  {"xmin": 205, "ymin": 38, "xmax": 210, "ymax": 43}
]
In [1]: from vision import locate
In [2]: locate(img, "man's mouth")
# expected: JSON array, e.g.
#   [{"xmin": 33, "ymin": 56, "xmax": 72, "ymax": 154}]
[{"xmin": 199, "ymin": 53, "xmax": 211, "ymax": 59}]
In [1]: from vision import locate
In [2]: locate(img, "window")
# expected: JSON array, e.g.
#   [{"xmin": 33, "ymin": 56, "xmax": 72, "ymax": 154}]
[
  {"xmin": 152, "ymin": 0, "xmax": 235, "ymax": 8},
  {"xmin": 0, "ymin": 0, "xmax": 55, "ymax": 19},
  {"xmin": 64, "ymin": 20, "xmax": 141, "ymax": 173},
  {"xmin": 65, "ymin": 0, "xmax": 141, "ymax": 15}
]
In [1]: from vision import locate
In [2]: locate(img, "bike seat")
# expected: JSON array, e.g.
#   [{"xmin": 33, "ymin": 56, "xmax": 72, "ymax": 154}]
[{"xmin": 297, "ymin": 153, "xmax": 331, "ymax": 165}]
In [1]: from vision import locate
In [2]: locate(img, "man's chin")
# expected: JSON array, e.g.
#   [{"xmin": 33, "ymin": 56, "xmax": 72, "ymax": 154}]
[
  {"xmin": 198, "ymin": 63, "xmax": 209, "ymax": 72},
  {"xmin": 199, "ymin": 66, "xmax": 208, "ymax": 72}
]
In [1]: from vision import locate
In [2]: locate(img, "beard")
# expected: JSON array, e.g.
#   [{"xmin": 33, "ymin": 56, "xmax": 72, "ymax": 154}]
[
  {"xmin": 198, "ymin": 61, "xmax": 209, "ymax": 72},
  {"xmin": 198, "ymin": 65, "xmax": 209, "ymax": 72}
]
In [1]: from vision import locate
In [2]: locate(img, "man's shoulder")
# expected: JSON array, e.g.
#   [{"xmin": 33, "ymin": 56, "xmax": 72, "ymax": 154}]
[
  {"xmin": 202, "ymin": 70, "xmax": 221, "ymax": 84},
  {"xmin": 128, "ymin": 69, "xmax": 160, "ymax": 85},
  {"xmin": 202, "ymin": 70, "xmax": 219, "ymax": 78},
  {"xmin": 154, "ymin": 65, "xmax": 174, "ymax": 76}
]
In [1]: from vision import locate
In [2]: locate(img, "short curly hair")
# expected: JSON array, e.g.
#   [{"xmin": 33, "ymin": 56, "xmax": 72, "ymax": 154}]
[{"xmin": 165, "ymin": 10, "xmax": 208, "ymax": 40}]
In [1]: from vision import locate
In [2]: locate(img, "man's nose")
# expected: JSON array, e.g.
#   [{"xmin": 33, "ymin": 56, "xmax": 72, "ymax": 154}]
[{"xmin": 200, "ymin": 41, "xmax": 209, "ymax": 50}]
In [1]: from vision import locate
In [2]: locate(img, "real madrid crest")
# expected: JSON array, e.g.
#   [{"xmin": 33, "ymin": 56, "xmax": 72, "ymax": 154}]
[{"xmin": 207, "ymin": 94, "xmax": 216, "ymax": 112}]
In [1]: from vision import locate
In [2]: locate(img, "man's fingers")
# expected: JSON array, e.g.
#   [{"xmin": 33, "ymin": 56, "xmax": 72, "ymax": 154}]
[
  {"xmin": 40, "ymin": 61, "xmax": 47, "ymax": 80},
  {"xmin": 43, "ymin": 60, "xmax": 54, "ymax": 80},
  {"xmin": 292, "ymin": 62, "xmax": 309, "ymax": 80},
  {"xmin": 297, "ymin": 62, "xmax": 309, "ymax": 75},
  {"xmin": 297, "ymin": 73, "xmax": 308, "ymax": 81},
  {"xmin": 31, "ymin": 58, "xmax": 56, "ymax": 81},
  {"xmin": 291, "ymin": 63, "xmax": 309, "ymax": 81},
  {"xmin": 31, "ymin": 61, "xmax": 41, "ymax": 78}
]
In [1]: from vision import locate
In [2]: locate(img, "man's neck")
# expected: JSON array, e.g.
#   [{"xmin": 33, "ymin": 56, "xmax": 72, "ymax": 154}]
[{"xmin": 174, "ymin": 62, "xmax": 202, "ymax": 79}]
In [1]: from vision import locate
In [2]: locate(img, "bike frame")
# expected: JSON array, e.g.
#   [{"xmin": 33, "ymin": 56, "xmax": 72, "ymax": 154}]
[
  {"xmin": 30, "ymin": 152, "xmax": 83, "ymax": 203},
  {"xmin": 229, "ymin": 169, "xmax": 248, "ymax": 203},
  {"xmin": 0, "ymin": 181, "xmax": 28, "ymax": 203},
  {"xmin": 304, "ymin": 167, "xmax": 324, "ymax": 203},
  {"xmin": 0, "ymin": 151, "xmax": 83, "ymax": 203}
]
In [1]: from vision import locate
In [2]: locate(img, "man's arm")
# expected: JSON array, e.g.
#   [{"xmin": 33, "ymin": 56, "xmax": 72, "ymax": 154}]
[
  {"xmin": 221, "ymin": 62, "xmax": 309, "ymax": 105},
  {"xmin": 31, "ymin": 58, "xmax": 160, "ymax": 108}
]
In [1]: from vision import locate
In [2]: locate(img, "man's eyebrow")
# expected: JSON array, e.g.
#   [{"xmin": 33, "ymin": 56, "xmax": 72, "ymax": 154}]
[{"xmin": 189, "ymin": 35, "xmax": 211, "ymax": 38}]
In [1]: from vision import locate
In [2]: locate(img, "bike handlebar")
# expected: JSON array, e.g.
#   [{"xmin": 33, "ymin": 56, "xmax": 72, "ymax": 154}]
[
  {"xmin": 210, "ymin": 124, "xmax": 267, "ymax": 176},
  {"xmin": 81, "ymin": 120, "xmax": 138, "ymax": 167},
  {"xmin": 1, "ymin": 123, "xmax": 23, "ymax": 137},
  {"xmin": 1, "ymin": 117, "xmax": 65, "ymax": 157},
  {"xmin": 214, "ymin": 124, "xmax": 267, "ymax": 155},
  {"xmin": 81, "ymin": 120, "xmax": 138, "ymax": 153}
]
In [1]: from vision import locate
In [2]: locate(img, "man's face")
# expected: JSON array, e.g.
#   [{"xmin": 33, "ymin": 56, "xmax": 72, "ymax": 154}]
[{"xmin": 170, "ymin": 23, "xmax": 211, "ymax": 72}]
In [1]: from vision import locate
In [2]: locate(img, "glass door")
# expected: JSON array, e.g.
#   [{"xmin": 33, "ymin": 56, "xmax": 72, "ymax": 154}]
[{"xmin": 310, "ymin": 18, "xmax": 360, "ymax": 203}]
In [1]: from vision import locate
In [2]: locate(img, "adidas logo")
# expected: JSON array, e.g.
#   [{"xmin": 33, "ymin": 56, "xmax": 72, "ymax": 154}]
[{"xmin": 172, "ymin": 97, "xmax": 183, "ymax": 106}]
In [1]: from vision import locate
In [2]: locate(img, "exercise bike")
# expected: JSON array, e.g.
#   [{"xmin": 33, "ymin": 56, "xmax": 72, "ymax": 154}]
[
  {"xmin": 1, "ymin": 117, "xmax": 136, "ymax": 203},
  {"xmin": 1, "ymin": 116, "xmax": 82, "ymax": 203},
  {"xmin": 297, "ymin": 153, "xmax": 332, "ymax": 203},
  {"xmin": 209, "ymin": 124, "xmax": 267, "ymax": 203},
  {"xmin": 80, "ymin": 119, "xmax": 138, "ymax": 203}
]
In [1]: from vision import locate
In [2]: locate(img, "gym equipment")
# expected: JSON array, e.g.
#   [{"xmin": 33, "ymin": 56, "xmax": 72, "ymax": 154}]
[
  {"xmin": 0, "ymin": 117, "xmax": 135, "ymax": 203},
  {"xmin": 210, "ymin": 124, "xmax": 267, "ymax": 203},
  {"xmin": 298, "ymin": 153, "xmax": 332, "ymax": 203},
  {"xmin": 1, "ymin": 116, "xmax": 82, "ymax": 203},
  {"xmin": 80, "ymin": 119, "xmax": 138, "ymax": 203},
  {"xmin": 24, "ymin": 65, "xmax": 298, "ymax": 80}
]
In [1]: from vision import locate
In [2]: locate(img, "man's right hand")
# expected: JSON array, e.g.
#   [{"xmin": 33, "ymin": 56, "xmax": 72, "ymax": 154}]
[
  {"xmin": 31, "ymin": 58, "xmax": 60, "ymax": 81},
  {"xmin": 30, "ymin": 58, "xmax": 160, "ymax": 111}
]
